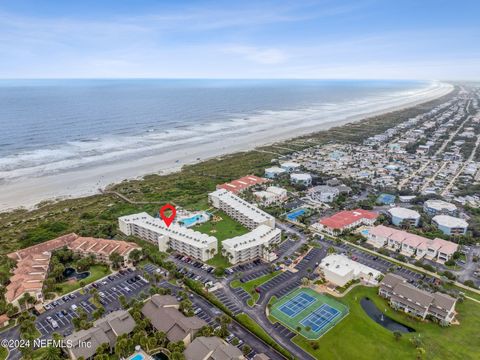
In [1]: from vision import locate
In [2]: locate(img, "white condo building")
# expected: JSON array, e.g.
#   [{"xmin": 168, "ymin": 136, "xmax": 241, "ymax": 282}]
[
  {"xmin": 118, "ymin": 212, "xmax": 217, "ymax": 261},
  {"xmin": 209, "ymin": 189, "xmax": 275, "ymax": 229},
  {"xmin": 222, "ymin": 225, "xmax": 281, "ymax": 264},
  {"xmin": 319, "ymin": 254, "xmax": 382, "ymax": 287}
]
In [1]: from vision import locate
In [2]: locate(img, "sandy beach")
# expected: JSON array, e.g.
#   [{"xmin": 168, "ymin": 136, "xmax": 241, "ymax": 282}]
[{"xmin": 0, "ymin": 82, "xmax": 453, "ymax": 212}]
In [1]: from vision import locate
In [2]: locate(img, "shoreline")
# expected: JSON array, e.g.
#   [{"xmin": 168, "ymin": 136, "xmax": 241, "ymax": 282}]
[{"xmin": 0, "ymin": 82, "xmax": 453, "ymax": 212}]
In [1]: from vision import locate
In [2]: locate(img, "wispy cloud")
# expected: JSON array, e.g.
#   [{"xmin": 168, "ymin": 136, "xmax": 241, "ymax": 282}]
[
  {"xmin": 0, "ymin": 0, "xmax": 478, "ymax": 79},
  {"xmin": 226, "ymin": 46, "xmax": 288, "ymax": 64}
]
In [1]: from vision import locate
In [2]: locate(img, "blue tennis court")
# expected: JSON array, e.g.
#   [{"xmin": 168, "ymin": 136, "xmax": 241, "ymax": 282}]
[
  {"xmin": 300, "ymin": 303, "xmax": 340, "ymax": 332},
  {"xmin": 279, "ymin": 292, "xmax": 316, "ymax": 317}
]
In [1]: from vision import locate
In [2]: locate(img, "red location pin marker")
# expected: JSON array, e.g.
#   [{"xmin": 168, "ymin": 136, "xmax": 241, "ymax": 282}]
[{"xmin": 159, "ymin": 204, "xmax": 176, "ymax": 227}]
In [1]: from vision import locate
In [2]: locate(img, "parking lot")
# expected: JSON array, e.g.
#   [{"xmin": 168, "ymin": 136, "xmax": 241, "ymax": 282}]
[
  {"xmin": 35, "ymin": 268, "xmax": 150, "ymax": 338},
  {"xmin": 319, "ymin": 238, "xmax": 436, "ymax": 286},
  {"xmin": 294, "ymin": 247, "xmax": 322, "ymax": 271},
  {"xmin": 258, "ymin": 271, "xmax": 294, "ymax": 292},
  {"xmin": 211, "ymin": 288, "xmax": 243, "ymax": 315},
  {"xmin": 240, "ymin": 267, "xmax": 272, "ymax": 283},
  {"xmin": 231, "ymin": 286, "xmax": 251, "ymax": 304}
]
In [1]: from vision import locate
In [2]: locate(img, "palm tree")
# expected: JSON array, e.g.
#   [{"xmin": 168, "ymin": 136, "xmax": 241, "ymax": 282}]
[{"xmin": 42, "ymin": 344, "xmax": 63, "ymax": 360}]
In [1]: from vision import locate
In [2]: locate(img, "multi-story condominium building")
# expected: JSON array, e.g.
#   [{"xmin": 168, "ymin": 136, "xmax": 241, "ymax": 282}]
[
  {"xmin": 253, "ymin": 186, "xmax": 288, "ymax": 205},
  {"xmin": 264, "ymin": 166, "xmax": 287, "ymax": 179},
  {"xmin": 388, "ymin": 207, "xmax": 421, "ymax": 227},
  {"xmin": 222, "ymin": 225, "xmax": 281, "ymax": 264},
  {"xmin": 290, "ymin": 173, "xmax": 312, "ymax": 186},
  {"xmin": 280, "ymin": 161, "xmax": 301, "ymax": 172},
  {"xmin": 379, "ymin": 273, "xmax": 456, "ymax": 324},
  {"xmin": 118, "ymin": 212, "xmax": 217, "ymax": 261},
  {"xmin": 6, "ymin": 234, "xmax": 140, "ymax": 307},
  {"xmin": 208, "ymin": 189, "xmax": 275, "ymax": 229},
  {"xmin": 314, "ymin": 209, "xmax": 378, "ymax": 235},
  {"xmin": 423, "ymin": 199, "xmax": 457, "ymax": 217},
  {"xmin": 432, "ymin": 215, "xmax": 468, "ymax": 235},
  {"xmin": 367, "ymin": 225, "xmax": 458, "ymax": 262},
  {"xmin": 308, "ymin": 185, "xmax": 340, "ymax": 203}
]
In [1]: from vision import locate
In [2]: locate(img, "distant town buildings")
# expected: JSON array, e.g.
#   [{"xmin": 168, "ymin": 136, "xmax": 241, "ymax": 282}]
[
  {"xmin": 308, "ymin": 185, "xmax": 339, "ymax": 203},
  {"xmin": 280, "ymin": 161, "xmax": 301, "ymax": 173},
  {"xmin": 367, "ymin": 225, "xmax": 458, "ymax": 262},
  {"xmin": 216, "ymin": 175, "xmax": 269, "ymax": 194},
  {"xmin": 319, "ymin": 254, "xmax": 382, "ymax": 287},
  {"xmin": 432, "ymin": 215, "xmax": 468, "ymax": 235},
  {"xmin": 264, "ymin": 166, "xmax": 287, "ymax": 179},
  {"xmin": 388, "ymin": 207, "xmax": 421, "ymax": 227},
  {"xmin": 290, "ymin": 173, "xmax": 312, "ymax": 186},
  {"xmin": 379, "ymin": 273, "xmax": 456, "ymax": 324},
  {"xmin": 314, "ymin": 209, "xmax": 378, "ymax": 235},
  {"xmin": 222, "ymin": 225, "xmax": 281, "ymax": 264},
  {"xmin": 119, "ymin": 212, "xmax": 217, "ymax": 262},
  {"xmin": 209, "ymin": 189, "xmax": 275, "ymax": 229}
]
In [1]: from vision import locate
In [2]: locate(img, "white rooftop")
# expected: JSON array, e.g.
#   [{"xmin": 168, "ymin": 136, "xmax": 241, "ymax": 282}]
[
  {"xmin": 223, "ymin": 225, "xmax": 281, "ymax": 251},
  {"xmin": 320, "ymin": 254, "xmax": 382, "ymax": 278},
  {"xmin": 290, "ymin": 173, "xmax": 312, "ymax": 180},
  {"xmin": 281, "ymin": 161, "xmax": 301, "ymax": 168},
  {"xmin": 424, "ymin": 199, "xmax": 457, "ymax": 212},
  {"xmin": 433, "ymin": 215, "xmax": 468, "ymax": 228},
  {"xmin": 265, "ymin": 167, "xmax": 286, "ymax": 173},
  {"xmin": 388, "ymin": 207, "xmax": 421, "ymax": 219},
  {"xmin": 209, "ymin": 189, "xmax": 274, "ymax": 224},
  {"xmin": 119, "ymin": 212, "xmax": 217, "ymax": 248}
]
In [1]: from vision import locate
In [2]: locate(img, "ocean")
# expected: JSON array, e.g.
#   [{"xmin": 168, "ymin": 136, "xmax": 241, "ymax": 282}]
[{"xmin": 0, "ymin": 79, "xmax": 435, "ymax": 183}]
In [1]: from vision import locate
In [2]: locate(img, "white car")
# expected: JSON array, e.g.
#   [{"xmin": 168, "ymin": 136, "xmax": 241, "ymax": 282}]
[
  {"xmin": 124, "ymin": 286, "xmax": 131, "ymax": 292},
  {"xmin": 71, "ymin": 304, "xmax": 78, "ymax": 311}
]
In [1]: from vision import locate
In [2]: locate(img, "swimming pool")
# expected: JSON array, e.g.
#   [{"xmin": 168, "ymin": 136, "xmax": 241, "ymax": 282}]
[
  {"xmin": 130, "ymin": 354, "xmax": 145, "ymax": 360},
  {"xmin": 287, "ymin": 208, "xmax": 306, "ymax": 221},
  {"xmin": 361, "ymin": 229, "xmax": 370, "ymax": 236},
  {"xmin": 178, "ymin": 212, "xmax": 209, "ymax": 227}
]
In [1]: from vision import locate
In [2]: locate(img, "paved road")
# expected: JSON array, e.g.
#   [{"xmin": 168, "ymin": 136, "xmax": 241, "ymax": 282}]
[{"xmin": 2, "ymin": 264, "xmax": 283, "ymax": 360}]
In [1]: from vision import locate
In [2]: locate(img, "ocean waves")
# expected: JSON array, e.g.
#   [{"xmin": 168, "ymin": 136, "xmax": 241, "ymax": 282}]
[{"xmin": 0, "ymin": 80, "xmax": 452, "ymax": 183}]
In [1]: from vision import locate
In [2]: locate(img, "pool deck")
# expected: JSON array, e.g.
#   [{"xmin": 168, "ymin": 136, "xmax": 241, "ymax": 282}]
[{"xmin": 127, "ymin": 350, "xmax": 153, "ymax": 360}]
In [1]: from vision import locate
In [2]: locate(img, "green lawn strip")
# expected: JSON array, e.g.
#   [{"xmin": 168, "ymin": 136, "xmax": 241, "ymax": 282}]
[
  {"xmin": 235, "ymin": 313, "xmax": 293, "ymax": 359},
  {"xmin": 55, "ymin": 264, "xmax": 111, "ymax": 295},
  {"xmin": 231, "ymin": 271, "xmax": 281, "ymax": 306},
  {"xmin": 0, "ymin": 346, "xmax": 8, "ymax": 360},
  {"xmin": 293, "ymin": 286, "xmax": 480, "ymax": 360},
  {"xmin": 195, "ymin": 210, "xmax": 249, "ymax": 268}
]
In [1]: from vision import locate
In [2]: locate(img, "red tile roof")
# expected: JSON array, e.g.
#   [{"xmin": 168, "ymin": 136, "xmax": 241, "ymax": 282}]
[
  {"xmin": 217, "ymin": 175, "xmax": 269, "ymax": 194},
  {"xmin": 320, "ymin": 209, "xmax": 378, "ymax": 230},
  {"xmin": 6, "ymin": 234, "xmax": 140, "ymax": 304}
]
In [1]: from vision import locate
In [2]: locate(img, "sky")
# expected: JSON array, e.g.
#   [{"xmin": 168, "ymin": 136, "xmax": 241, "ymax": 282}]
[{"xmin": 0, "ymin": 0, "xmax": 479, "ymax": 80}]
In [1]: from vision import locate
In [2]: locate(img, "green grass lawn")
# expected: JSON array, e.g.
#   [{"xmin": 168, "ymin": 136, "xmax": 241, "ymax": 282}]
[
  {"xmin": 195, "ymin": 210, "xmax": 249, "ymax": 268},
  {"xmin": 286, "ymin": 286, "xmax": 480, "ymax": 360},
  {"xmin": 231, "ymin": 271, "xmax": 281, "ymax": 306},
  {"xmin": 0, "ymin": 346, "xmax": 8, "ymax": 360},
  {"xmin": 55, "ymin": 264, "xmax": 111, "ymax": 295}
]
